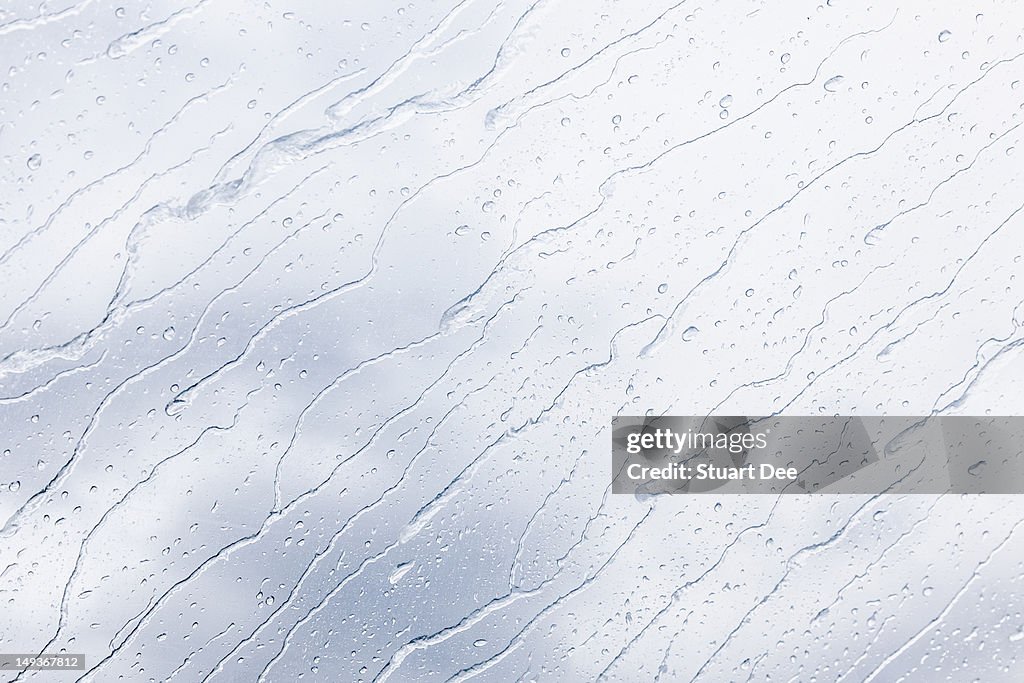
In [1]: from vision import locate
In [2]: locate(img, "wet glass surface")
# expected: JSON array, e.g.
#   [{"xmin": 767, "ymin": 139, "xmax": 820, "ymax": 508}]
[{"xmin": 2, "ymin": 2, "xmax": 1023, "ymax": 680}]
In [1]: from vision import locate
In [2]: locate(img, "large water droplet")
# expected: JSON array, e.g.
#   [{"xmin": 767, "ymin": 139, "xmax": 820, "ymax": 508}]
[
  {"xmin": 388, "ymin": 561, "xmax": 414, "ymax": 585},
  {"xmin": 824, "ymin": 75, "xmax": 844, "ymax": 92}
]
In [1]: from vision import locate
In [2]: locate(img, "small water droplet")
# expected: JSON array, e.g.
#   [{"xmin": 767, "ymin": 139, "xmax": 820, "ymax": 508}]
[
  {"xmin": 938, "ymin": 30, "xmax": 952, "ymax": 42},
  {"xmin": 26, "ymin": 154, "xmax": 42, "ymax": 170}
]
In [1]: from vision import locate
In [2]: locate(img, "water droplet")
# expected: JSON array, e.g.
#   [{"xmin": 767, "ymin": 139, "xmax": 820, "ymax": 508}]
[
  {"xmin": 560, "ymin": 48, "xmax": 571, "ymax": 57},
  {"xmin": 26, "ymin": 154, "xmax": 42, "ymax": 170},
  {"xmin": 166, "ymin": 398, "xmax": 188, "ymax": 416},
  {"xmin": 389, "ymin": 561, "xmax": 415, "ymax": 585},
  {"xmin": 938, "ymin": 30, "xmax": 952, "ymax": 42},
  {"xmin": 824, "ymin": 75, "xmax": 844, "ymax": 92},
  {"xmin": 681, "ymin": 326, "xmax": 699, "ymax": 342},
  {"xmin": 657, "ymin": 283, "xmax": 668, "ymax": 294},
  {"xmin": 718, "ymin": 94, "xmax": 733, "ymax": 108}
]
